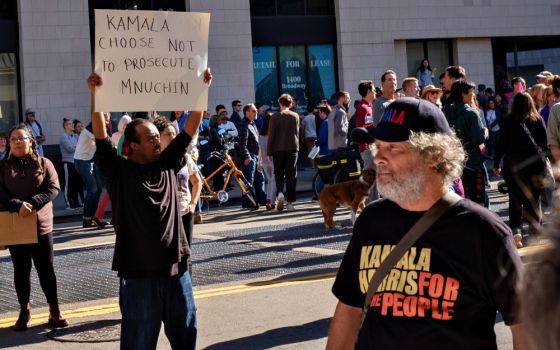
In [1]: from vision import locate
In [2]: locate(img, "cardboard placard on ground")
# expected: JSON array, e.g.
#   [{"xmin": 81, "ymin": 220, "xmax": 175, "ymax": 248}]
[
  {"xmin": 94, "ymin": 9, "xmax": 210, "ymax": 112},
  {"xmin": 0, "ymin": 211, "xmax": 38, "ymax": 246}
]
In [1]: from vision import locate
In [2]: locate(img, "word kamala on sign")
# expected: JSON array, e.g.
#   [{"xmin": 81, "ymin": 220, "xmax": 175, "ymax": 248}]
[{"xmin": 94, "ymin": 10, "xmax": 210, "ymax": 112}]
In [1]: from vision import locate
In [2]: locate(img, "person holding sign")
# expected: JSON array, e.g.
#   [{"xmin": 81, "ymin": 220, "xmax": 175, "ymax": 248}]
[
  {"xmin": 88, "ymin": 67, "xmax": 211, "ymax": 350},
  {"xmin": 0, "ymin": 124, "xmax": 67, "ymax": 331}
]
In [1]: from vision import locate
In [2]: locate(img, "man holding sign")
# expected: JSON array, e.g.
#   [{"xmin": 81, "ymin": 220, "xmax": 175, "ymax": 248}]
[{"xmin": 88, "ymin": 66, "xmax": 211, "ymax": 349}]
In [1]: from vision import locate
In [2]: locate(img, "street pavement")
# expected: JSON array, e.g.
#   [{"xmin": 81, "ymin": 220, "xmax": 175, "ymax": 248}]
[{"xmin": 0, "ymin": 168, "xmax": 547, "ymax": 349}]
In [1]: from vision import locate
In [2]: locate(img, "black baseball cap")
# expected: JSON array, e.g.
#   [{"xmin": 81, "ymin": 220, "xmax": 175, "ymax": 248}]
[{"xmin": 351, "ymin": 97, "xmax": 452, "ymax": 143}]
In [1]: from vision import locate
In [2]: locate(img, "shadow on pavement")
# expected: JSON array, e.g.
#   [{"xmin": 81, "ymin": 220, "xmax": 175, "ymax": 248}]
[
  {"xmin": 53, "ymin": 229, "xmax": 115, "ymax": 246},
  {"xmin": 203, "ymin": 317, "xmax": 330, "ymax": 350},
  {"xmin": 0, "ymin": 323, "xmax": 52, "ymax": 347}
]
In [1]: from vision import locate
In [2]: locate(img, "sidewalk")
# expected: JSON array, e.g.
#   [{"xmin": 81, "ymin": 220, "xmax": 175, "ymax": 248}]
[{"xmin": 52, "ymin": 166, "xmax": 318, "ymax": 219}]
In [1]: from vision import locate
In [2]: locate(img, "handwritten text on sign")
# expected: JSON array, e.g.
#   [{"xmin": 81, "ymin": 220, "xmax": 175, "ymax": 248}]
[{"xmin": 94, "ymin": 10, "xmax": 210, "ymax": 112}]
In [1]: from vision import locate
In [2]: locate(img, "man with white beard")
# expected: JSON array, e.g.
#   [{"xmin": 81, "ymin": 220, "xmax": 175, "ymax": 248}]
[{"xmin": 327, "ymin": 98, "xmax": 526, "ymax": 350}]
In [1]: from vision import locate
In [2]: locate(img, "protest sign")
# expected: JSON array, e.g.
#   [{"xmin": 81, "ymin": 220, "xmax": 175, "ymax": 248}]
[{"xmin": 94, "ymin": 10, "xmax": 210, "ymax": 112}]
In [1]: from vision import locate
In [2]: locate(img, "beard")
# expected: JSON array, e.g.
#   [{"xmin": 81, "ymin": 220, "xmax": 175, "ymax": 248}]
[{"xmin": 377, "ymin": 165, "xmax": 426, "ymax": 204}]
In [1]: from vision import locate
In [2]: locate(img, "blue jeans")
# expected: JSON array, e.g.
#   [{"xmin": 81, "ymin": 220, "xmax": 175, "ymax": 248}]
[
  {"xmin": 242, "ymin": 152, "xmax": 266, "ymax": 206},
  {"xmin": 119, "ymin": 273, "xmax": 197, "ymax": 350},
  {"xmin": 74, "ymin": 158, "xmax": 103, "ymax": 218}
]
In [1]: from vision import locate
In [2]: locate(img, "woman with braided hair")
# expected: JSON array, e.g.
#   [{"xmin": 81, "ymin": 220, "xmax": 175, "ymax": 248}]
[{"xmin": 0, "ymin": 124, "xmax": 68, "ymax": 331}]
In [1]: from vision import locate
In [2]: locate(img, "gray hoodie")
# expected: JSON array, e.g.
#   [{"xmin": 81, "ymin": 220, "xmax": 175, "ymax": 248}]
[
  {"xmin": 327, "ymin": 104, "xmax": 348, "ymax": 151},
  {"xmin": 59, "ymin": 132, "xmax": 79, "ymax": 163}
]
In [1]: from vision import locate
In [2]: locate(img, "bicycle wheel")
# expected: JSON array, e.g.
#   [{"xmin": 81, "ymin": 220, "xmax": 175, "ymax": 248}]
[
  {"xmin": 243, "ymin": 188, "xmax": 259, "ymax": 210},
  {"xmin": 312, "ymin": 172, "xmax": 322, "ymax": 197},
  {"xmin": 236, "ymin": 175, "xmax": 260, "ymax": 210}
]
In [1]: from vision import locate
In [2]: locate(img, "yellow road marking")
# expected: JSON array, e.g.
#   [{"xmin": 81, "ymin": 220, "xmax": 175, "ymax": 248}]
[{"xmin": 0, "ymin": 274, "xmax": 335, "ymax": 328}]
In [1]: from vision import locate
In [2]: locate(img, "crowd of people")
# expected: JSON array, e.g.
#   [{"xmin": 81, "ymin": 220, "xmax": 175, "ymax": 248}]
[{"xmin": 1, "ymin": 62, "xmax": 560, "ymax": 349}]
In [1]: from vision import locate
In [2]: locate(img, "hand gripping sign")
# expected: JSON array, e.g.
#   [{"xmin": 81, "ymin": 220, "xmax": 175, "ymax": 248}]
[{"xmin": 94, "ymin": 10, "xmax": 210, "ymax": 112}]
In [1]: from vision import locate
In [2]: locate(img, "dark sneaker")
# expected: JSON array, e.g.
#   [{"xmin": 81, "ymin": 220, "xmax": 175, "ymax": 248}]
[
  {"xmin": 93, "ymin": 218, "xmax": 111, "ymax": 229},
  {"xmin": 82, "ymin": 219, "xmax": 96, "ymax": 228}
]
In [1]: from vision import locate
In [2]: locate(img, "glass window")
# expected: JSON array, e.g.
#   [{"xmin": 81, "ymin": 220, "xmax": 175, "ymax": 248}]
[
  {"xmin": 427, "ymin": 41, "xmax": 450, "ymax": 85},
  {"xmin": 407, "ymin": 40, "xmax": 451, "ymax": 88},
  {"xmin": 306, "ymin": 0, "xmax": 334, "ymax": 15},
  {"xmin": 0, "ymin": 53, "xmax": 20, "ymax": 134},
  {"xmin": 89, "ymin": 0, "xmax": 185, "ymax": 12},
  {"xmin": 253, "ymin": 44, "xmax": 337, "ymax": 110},
  {"xmin": 406, "ymin": 41, "xmax": 424, "ymax": 77},
  {"xmin": 89, "ymin": 0, "xmax": 121, "ymax": 10},
  {"xmin": 250, "ymin": 0, "xmax": 334, "ymax": 16},
  {"xmin": 279, "ymin": 46, "xmax": 307, "ymax": 106},
  {"xmin": 0, "ymin": 0, "xmax": 17, "ymax": 20},
  {"xmin": 253, "ymin": 46, "xmax": 279, "ymax": 108},
  {"xmin": 250, "ymin": 0, "xmax": 276, "ymax": 16},
  {"xmin": 276, "ymin": 0, "xmax": 304, "ymax": 16},
  {"xmin": 153, "ymin": 0, "xmax": 186, "ymax": 11},
  {"xmin": 308, "ymin": 45, "xmax": 335, "ymax": 106}
]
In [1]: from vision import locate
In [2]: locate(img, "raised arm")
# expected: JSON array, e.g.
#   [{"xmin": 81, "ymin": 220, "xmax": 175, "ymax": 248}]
[
  {"xmin": 182, "ymin": 68, "xmax": 213, "ymax": 138},
  {"xmin": 87, "ymin": 73, "xmax": 107, "ymax": 140}
]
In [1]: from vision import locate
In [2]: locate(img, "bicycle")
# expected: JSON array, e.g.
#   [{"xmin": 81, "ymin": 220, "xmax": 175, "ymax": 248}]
[{"xmin": 197, "ymin": 132, "xmax": 259, "ymax": 210}]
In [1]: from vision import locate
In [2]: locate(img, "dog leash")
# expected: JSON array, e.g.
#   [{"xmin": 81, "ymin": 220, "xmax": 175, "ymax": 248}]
[{"xmin": 357, "ymin": 192, "xmax": 462, "ymax": 332}]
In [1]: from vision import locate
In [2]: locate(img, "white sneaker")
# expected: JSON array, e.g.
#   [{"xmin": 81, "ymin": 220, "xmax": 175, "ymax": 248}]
[
  {"xmin": 276, "ymin": 192, "xmax": 285, "ymax": 212},
  {"xmin": 286, "ymin": 202, "xmax": 295, "ymax": 212}
]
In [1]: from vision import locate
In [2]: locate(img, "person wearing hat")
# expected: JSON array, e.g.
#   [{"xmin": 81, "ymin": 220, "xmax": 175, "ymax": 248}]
[
  {"xmin": 24, "ymin": 108, "xmax": 46, "ymax": 157},
  {"xmin": 536, "ymin": 70, "xmax": 553, "ymax": 85},
  {"xmin": 420, "ymin": 85, "xmax": 443, "ymax": 109},
  {"xmin": 217, "ymin": 106, "xmax": 238, "ymax": 139},
  {"xmin": 327, "ymin": 97, "xmax": 524, "ymax": 350}
]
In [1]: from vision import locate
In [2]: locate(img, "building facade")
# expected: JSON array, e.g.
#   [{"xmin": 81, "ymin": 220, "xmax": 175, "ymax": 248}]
[{"xmin": 2, "ymin": 0, "xmax": 560, "ymax": 152}]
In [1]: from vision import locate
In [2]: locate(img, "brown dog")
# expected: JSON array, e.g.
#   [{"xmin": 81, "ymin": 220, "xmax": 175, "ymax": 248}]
[{"xmin": 318, "ymin": 168, "xmax": 376, "ymax": 228}]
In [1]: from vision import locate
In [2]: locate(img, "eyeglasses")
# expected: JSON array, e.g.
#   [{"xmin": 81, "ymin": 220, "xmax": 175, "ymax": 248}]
[
  {"xmin": 9, "ymin": 136, "xmax": 29, "ymax": 143},
  {"xmin": 236, "ymin": 104, "xmax": 242, "ymax": 107}
]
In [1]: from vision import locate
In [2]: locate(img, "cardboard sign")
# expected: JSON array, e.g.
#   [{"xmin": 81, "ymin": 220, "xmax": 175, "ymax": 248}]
[
  {"xmin": 0, "ymin": 211, "xmax": 38, "ymax": 246},
  {"xmin": 94, "ymin": 10, "xmax": 210, "ymax": 112}
]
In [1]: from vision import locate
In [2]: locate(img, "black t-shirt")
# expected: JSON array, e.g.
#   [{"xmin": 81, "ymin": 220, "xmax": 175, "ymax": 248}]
[
  {"xmin": 95, "ymin": 132, "xmax": 192, "ymax": 278},
  {"xmin": 332, "ymin": 198, "xmax": 521, "ymax": 350}
]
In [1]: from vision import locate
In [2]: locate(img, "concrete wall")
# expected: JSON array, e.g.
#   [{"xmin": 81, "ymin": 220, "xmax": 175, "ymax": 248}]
[
  {"xmin": 189, "ymin": 0, "xmax": 255, "ymax": 114},
  {"xmin": 335, "ymin": 0, "xmax": 560, "ymax": 100},
  {"xmin": 454, "ymin": 38, "xmax": 494, "ymax": 90},
  {"xmin": 15, "ymin": 0, "xmax": 560, "ymax": 148},
  {"xmin": 18, "ymin": 0, "xmax": 92, "ymax": 148}
]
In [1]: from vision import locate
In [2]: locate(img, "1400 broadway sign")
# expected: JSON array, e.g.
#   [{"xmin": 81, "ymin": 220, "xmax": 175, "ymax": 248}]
[{"xmin": 94, "ymin": 10, "xmax": 210, "ymax": 112}]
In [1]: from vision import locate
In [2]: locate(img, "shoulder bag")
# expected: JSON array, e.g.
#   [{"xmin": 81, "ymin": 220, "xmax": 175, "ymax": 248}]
[{"xmin": 520, "ymin": 122, "xmax": 555, "ymax": 188}]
